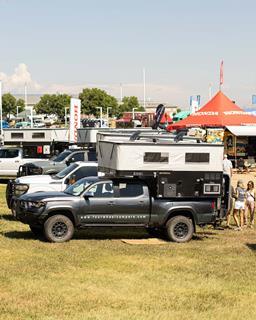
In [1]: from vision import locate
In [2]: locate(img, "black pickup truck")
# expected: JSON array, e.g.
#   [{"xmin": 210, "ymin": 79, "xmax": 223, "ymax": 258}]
[{"xmin": 14, "ymin": 176, "xmax": 222, "ymax": 243}]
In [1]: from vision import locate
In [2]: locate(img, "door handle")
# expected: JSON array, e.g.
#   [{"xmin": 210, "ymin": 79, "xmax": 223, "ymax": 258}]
[
  {"xmin": 108, "ymin": 201, "xmax": 115, "ymax": 205},
  {"xmin": 15, "ymin": 160, "xmax": 20, "ymax": 163},
  {"xmin": 139, "ymin": 200, "xmax": 144, "ymax": 204}
]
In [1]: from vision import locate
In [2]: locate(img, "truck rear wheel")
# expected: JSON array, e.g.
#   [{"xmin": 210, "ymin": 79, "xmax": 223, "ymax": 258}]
[
  {"xmin": 166, "ymin": 216, "xmax": 194, "ymax": 243},
  {"xmin": 44, "ymin": 215, "xmax": 74, "ymax": 243}
]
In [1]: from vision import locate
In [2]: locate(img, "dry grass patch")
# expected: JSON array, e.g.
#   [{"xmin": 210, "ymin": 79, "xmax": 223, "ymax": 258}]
[{"xmin": 0, "ymin": 184, "xmax": 256, "ymax": 320}]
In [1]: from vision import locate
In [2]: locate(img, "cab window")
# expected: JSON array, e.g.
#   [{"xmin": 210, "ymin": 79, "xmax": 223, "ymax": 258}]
[
  {"xmin": 118, "ymin": 183, "xmax": 144, "ymax": 197},
  {"xmin": 88, "ymin": 182, "xmax": 113, "ymax": 198}
]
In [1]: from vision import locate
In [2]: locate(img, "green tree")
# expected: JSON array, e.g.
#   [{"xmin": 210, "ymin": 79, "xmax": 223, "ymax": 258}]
[
  {"xmin": 35, "ymin": 94, "xmax": 71, "ymax": 118},
  {"xmin": 117, "ymin": 96, "xmax": 144, "ymax": 118},
  {"xmin": 78, "ymin": 88, "xmax": 118, "ymax": 117},
  {"xmin": 176, "ymin": 108, "xmax": 181, "ymax": 113},
  {"xmin": 2, "ymin": 93, "xmax": 16, "ymax": 119}
]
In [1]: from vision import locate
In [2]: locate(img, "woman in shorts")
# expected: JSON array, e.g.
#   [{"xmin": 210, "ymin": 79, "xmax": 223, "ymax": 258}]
[
  {"xmin": 245, "ymin": 180, "xmax": 255, "ymax": 228},
  {"xmin": 233, "ymin": 180, "xmax": 246, "ymax": 230}
]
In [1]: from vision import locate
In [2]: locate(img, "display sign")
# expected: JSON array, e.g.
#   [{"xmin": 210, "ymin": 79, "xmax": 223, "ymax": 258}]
[
  {"xmin": 69, "ymin": 98, "xmax": 81, "ymax": 143},
  {"xmin": 190, "ymin": 95, "xmax": 200, "ymax": 113},
  {"xmin": 252, "ymin": 95, "xmax": 256, "ymax": 105},
  {"xmin": 43, "ymin": 145, "xmax": 51, "ymax": 155},
  {"xmin": 206, "ymin": 128, "xmax": 224, "ymax": 144},
  {"xmin": 37, "ymin": 146, "xmax": 43, "ymax": 154}
]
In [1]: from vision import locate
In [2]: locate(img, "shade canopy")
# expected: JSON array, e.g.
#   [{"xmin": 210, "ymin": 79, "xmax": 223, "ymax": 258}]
[{"xmin": 167, "ymin": 91, "xmax": 256, "ymax": 130}]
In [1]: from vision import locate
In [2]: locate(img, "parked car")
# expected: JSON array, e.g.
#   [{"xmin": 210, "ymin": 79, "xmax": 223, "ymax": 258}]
[
  {"xmin": 1, "ymin": 120, "xmax": 9, "ymax": 128},
  {"xmin": 0, "ymin": 147, "xmax": 47, "ymax": 178},
  {"xmin": 18, "ymin": 148, "xmax": 97, "ymax": 176},
  {"xmin": 14, "ymin": 176, "xmax": 220, "ymax": 243},
  {"xmin": 15, "ymin": 121, "xmax": 31, "ymax": 129},
  {"xmin": 33, "ymin": 119, "xmax": 45, "ymax": 128},
  {"xmin": 6, "ymin": 161, "xmax": 100, "ymax": 213}
]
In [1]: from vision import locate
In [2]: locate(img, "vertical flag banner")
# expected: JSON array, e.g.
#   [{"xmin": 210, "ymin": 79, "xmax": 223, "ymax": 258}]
[
  {"xmin": 220, "ymin": 60, "xmax": 224, "ymax": 87},
  {"xmin": 190, "ymin": 95, "xmax": 200, "ymax": 113},
  {"xmin": 252, "ymin": 95, "xmax": 256, "ymax": 105},
  {"xmin": 69, "ymin": 98, "xmax": 81, "ymax": 143}
]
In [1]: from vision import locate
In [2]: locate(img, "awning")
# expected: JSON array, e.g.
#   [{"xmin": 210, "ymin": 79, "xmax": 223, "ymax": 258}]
[{"xmin": 226, "ymin": 126, "xmax": 256, "ymax": 136}]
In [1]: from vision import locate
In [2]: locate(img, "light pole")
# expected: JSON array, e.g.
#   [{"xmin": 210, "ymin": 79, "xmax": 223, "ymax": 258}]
[
  {"xmin": 30, "ymin": 106, "xmax": 33, "ymax": 128},
  {"xmin": 16, "ymin": 105, "xmax": 20, "ymax": 118},
  {"xmin": 96, "ymin": 107, "xmax": 103, "ymax": 127},
  {"xmin": 132, "ymin": 108, "xmax": 138, "ymax": 120},
  {"xmin": 106, "ymin": 107, "xmax": 112, "ymax": 127}
]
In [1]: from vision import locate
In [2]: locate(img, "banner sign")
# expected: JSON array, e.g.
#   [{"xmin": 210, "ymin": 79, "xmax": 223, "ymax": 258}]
[
  {"xmin": 190, "ymin": 95, "xmax": 200, "ymax": 113},
  {"xmin": 252, "ymin": 95, "xmax": 256, "ymax": 105},
  {"xmin": 69, "ymin": 98, "xmax": 81, "ymax": 143}
]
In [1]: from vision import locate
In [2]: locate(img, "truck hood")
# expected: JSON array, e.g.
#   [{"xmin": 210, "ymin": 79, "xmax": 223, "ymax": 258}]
[
  {"xmin": 15, "ymin": 174, "xmax": 59, "ymax": 184},
  {"xmin": 27, "ymin": 160, "xmax": 56, "ymax": 168},
  {"xmin": 19, "ymin": 191, "xmax": 75, "ymax": 202}
]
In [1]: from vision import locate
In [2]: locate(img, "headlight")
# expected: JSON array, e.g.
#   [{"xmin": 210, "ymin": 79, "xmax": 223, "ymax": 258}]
[
  {"xmin": 14, "ymin": 184, "xmax": 29, "ymax": 196},
  {"xmin": 27, "ymin": 201, "xmax": 46, "ymax": 208}
]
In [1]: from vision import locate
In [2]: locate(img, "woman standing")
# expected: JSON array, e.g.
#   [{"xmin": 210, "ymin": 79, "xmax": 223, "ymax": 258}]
[
  {"xmin": 233, "ymin": 180, "xmax": 246, "ymax": 231},
  {"xmin": 245, "ymin": 180, "xmax": 256, "ymax": 228}
]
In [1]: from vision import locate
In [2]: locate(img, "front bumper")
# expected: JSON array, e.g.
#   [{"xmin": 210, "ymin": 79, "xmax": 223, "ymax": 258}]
[{"xmin": 15, "ymin": 201, "xmax": 46, "ymax": 225}]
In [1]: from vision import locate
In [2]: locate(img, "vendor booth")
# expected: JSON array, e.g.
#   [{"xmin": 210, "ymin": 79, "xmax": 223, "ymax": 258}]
[{"xmin": 167, "ymin": 91, "xmax": 256, "ymax": 168}]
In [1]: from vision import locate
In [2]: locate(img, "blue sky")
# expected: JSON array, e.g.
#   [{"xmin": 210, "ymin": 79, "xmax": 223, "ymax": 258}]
[{"xmin": 0, "ymin": 0, "xmax": 256, "ymax": 108}]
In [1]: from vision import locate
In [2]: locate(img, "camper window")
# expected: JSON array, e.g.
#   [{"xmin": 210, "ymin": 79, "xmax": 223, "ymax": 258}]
[
  {"xmin": 11, "ymin": 132, "xmax": 23, "ymax": 139},
  {"xmin": 185, "ymin": 153, "xmax": 209, "ymax": 163},
  {"xmin": 144, "ymin": 152, "xmax": 169, "ymax": 163},
  {"xmin": 32, "ymin": 132, "xmax": 45, "ymax": 139}
]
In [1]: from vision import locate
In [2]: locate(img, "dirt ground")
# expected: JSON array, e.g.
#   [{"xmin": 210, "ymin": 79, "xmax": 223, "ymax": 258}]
[{"xmin": 231, "ymin": 171, "xmax": 256, "ymax": 187}]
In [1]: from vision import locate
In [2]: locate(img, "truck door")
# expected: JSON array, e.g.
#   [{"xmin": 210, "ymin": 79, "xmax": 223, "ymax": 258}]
[
  {"xmin": 113, "ymin": 182, "xmax": 150, "ymax": 224},
  {"xmin": 79, "ymin": 181, "xmax": 116, "ymax": 224},
  {"xmin": 79, "ymin": 181, "xmax": 150, "ymax": 225},
  {"xmin": 0, "ymin": 149, "xmax": 20, "ymax": 176}
]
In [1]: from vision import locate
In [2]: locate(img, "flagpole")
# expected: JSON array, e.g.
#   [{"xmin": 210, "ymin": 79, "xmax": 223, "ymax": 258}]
[{"xmin": 219, "ymin": 60, "xmax": 224, "ymax": 91}]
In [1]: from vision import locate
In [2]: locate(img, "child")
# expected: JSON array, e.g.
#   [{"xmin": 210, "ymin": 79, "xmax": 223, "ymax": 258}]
[
  {"xmin": 233, "ymin": 180, "xmax": 246, "ymax": 230},
  {"xmin": 245, "ymin": 180, "xmax": 256, "ymax": 228}
]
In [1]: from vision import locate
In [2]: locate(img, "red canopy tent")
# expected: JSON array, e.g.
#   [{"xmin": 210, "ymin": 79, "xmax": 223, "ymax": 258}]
[
  {"xmin": 160, "ymin": 112, "xmax": 172, "ymax": 124},
  {"xmin": 167, "ymin": 91, "xmax": 256, "ymax": 130}
]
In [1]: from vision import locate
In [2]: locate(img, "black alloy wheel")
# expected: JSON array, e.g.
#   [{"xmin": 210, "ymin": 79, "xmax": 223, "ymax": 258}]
[
  {"xmin": 166, "ymin": 215, "xmax": 194, "ymax": 243},
  {"xmin": 44, "ymin": 215, "xmax": 74, "ymax": 243}
]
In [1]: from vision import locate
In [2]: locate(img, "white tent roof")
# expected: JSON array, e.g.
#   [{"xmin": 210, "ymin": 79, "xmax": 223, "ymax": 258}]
[{"xmin": 226, "ymin": 126, "xmax": 256, "ymax": 136}]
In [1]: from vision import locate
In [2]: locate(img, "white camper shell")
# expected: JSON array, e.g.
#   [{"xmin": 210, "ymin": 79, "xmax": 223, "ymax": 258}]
[{"xmin": 97, "ymin": 132, "xmax": 225, "ymax": 199}]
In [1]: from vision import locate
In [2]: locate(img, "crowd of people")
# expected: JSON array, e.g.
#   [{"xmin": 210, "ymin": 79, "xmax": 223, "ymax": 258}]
[{"xmin": 223, "ymin": 154, "xmax": 255, "ymax": 231}]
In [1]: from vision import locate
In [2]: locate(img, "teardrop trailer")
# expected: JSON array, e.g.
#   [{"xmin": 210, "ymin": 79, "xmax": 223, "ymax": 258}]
[{"xmin": 13, "ymin": 131, "xmax": 230, "ymax": 243}]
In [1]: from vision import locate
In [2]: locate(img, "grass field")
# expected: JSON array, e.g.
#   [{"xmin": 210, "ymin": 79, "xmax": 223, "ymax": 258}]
[{"xmin": 0, "ymin": 184, "xmax": 256, "ymax": 320}]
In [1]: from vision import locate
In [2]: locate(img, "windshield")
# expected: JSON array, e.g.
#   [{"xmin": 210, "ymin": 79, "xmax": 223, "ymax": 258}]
[
  {"xmin": 64, "ymin": 178, "xmax": 96, "ymax": 196},
  {"xmin": 54, "ymin": 163, "xmax": 79, "ymax": 179},
  {"xmin": 54, "ymin": 150, "xmax": 72, "ymax": 162}
]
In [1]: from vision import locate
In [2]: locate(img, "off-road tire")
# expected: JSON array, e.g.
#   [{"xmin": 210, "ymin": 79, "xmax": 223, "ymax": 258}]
[
  {"xmin": 44, "ymin": 215, "xmax": 74, "ymax": 243},
  {"xmin": 166, "ymin": 216, "xmax": 194, "ymax": 243}
]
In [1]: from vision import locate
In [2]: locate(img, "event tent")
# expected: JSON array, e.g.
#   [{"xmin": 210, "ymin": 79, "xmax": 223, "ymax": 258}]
[{"xmin": 167, "ymin": 91, "xmax": 256, "ymax": 130}]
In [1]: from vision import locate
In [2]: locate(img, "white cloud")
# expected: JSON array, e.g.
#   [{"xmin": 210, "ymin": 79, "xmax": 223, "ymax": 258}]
[{"xmin": 0, "ymin": 63, "xmax": 41, "ymax": 92}]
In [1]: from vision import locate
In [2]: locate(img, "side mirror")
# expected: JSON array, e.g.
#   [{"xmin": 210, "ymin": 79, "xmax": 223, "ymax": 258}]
[
  {"xmin": 65, "ymin": 160, "xmax": 71, "ymax": 166},
  {"xmin": 84, "ymin": 191, "xmax": 94, "ymax": 198},
  {"xmin": 64, "ymin": 178, "xmax": 70, "ymax": 185}
]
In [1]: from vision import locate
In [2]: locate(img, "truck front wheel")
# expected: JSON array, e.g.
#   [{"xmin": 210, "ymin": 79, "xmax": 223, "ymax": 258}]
[
  {"xmin": 44, "ymin": 215, "xmax": 74, "ymax": 243},
  {"xmin": 166, "ymin": 216, "xmax": 194, "ymax": 243}
]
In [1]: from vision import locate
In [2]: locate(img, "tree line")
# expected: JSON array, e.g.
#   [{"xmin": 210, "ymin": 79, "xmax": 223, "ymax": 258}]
[{"xmin": 1, "ymin": 88, "xmax": 144, "ymax": 119}]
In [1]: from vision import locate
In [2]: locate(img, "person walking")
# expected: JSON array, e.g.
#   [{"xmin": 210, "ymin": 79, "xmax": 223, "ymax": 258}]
[
  {"xmin": 233, "ymin": 180, "xmax": 246, "ymax": 231},
  {"xmin": 226, "ymin": 185, "xmax": 235, "ymax": 229},
  {"xmin": 223, "ymin": 154, "xmax": 233, "ymax": 176},
  {"xmin": 245, "ymin": 180, "xmax": 256, "ymax": 228}
]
